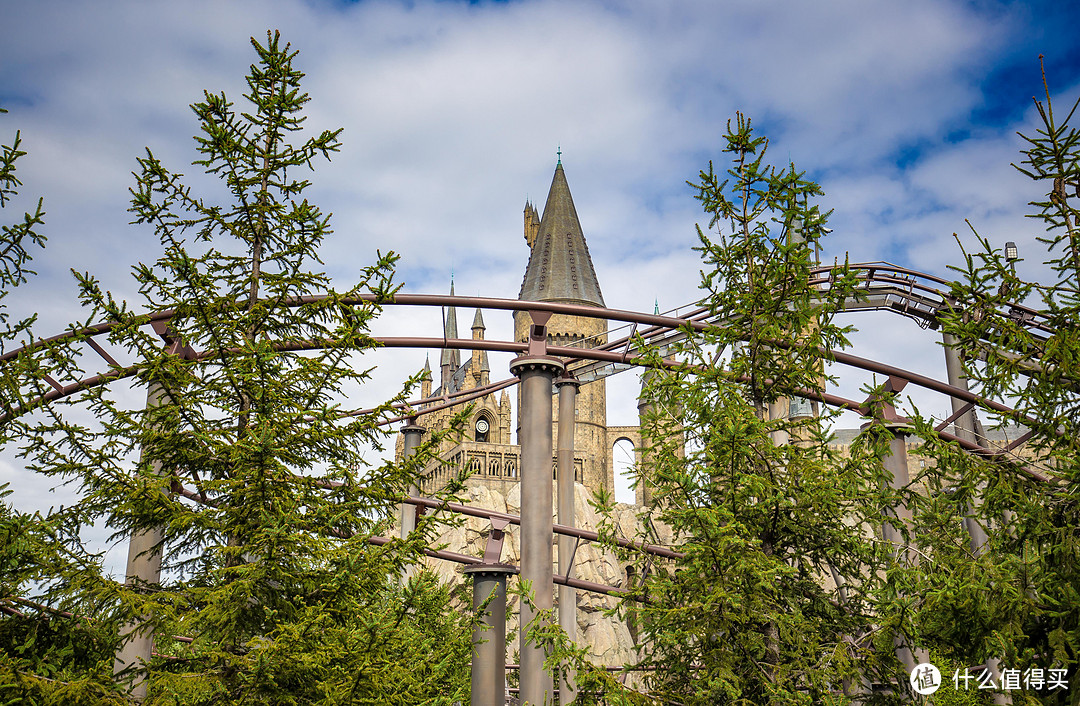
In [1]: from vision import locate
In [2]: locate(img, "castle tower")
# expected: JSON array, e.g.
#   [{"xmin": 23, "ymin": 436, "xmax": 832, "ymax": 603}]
[
  {"xmin": 514, "ymin": 160, "xmax": 612, "ymax": 494},
  {"xmin": 439, "ymin": 280, "xmax": 460, "ymax": 393},
  {"xmin": 471, "ymin": 309, "xmax": 490, "ymax": 388},
  {"xmin": 421, "ymin": 354, "xmax": 432, "ymax": 401}
]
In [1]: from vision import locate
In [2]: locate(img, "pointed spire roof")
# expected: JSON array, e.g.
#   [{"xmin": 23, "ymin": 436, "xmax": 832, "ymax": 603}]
[
  {"xmin": 472, "ymin": 308, "xmax": 486, "ymax": 331},
  {"xmin": 518, "ymin": 162, "xmax": 605, "ymax": 307},
  {"xmin": 440, "ymin": 279, "xmax": 460, "ymax": 368},
  {"xmin": 423, "ymin": 354, "xmax": 432, "ymax": 379}
]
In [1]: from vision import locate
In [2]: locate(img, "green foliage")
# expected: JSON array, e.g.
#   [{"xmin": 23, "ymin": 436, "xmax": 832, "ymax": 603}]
[
  {"xmin": 1, "ymin": 32, "xmax": 472, "ymax": 704},
  {"xmin": 0, "ymin": 106, "xmax": 46, "ymax": 355},
  {"xmin": 915, "ymin": 59, "xmax": 1080, "ymax": 699},
  {"xmin": 612, "ymin": 113, "xmax": 905, "ymax": 705},
  {"xmin": 617, "ymin": 76, "xmax": 1080, "ymax": 705}
]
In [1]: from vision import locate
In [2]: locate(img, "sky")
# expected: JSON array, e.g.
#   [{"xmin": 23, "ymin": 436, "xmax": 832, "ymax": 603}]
[{"xmin": 2, "ymin": 0, "xmax": 1079, "ymax": 572}]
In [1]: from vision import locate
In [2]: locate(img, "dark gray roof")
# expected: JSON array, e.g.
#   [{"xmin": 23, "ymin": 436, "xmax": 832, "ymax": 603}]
[
  {"xmin": 440, "ymin": 281, "xmax": 459, "ymax": 369},
  {"xmin": 518, "ymin": 163, "xmax": 605, "ymax": 307}
]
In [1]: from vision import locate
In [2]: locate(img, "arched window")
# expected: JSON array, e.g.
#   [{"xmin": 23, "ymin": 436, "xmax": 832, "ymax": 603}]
[{"xmin": 612, "ymin": 438, "xmax": 637, "ymax": 504}]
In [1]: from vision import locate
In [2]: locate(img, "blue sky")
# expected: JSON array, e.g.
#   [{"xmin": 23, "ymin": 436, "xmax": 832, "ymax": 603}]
[{"xmin": 2, "ymin": 0, "xmax": 1079, "ymax": 544}]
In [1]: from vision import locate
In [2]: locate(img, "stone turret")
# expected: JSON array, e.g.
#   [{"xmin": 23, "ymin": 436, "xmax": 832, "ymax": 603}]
[
  {"xmin": 524, "ymin": 200, "xmax": 541, "ymax": 249},
  {"xmin": 471, "ymin": 309, "xmax": 489, "ymax": 387},
  {"xmin": 421, "ymin": 354, "xmax": 432, "ymax": 401},
  {"xmin": 515, "ymin": 160, "xmax": 611, "ymax": 494}
]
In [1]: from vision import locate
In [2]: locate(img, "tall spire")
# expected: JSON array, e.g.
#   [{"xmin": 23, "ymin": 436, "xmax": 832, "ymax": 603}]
[
  {"xmin": 518, "ymin": 161, "xmax": 605, "ymax": 306},
  {"xmin": 440, "ymin": 279, "xmax": 460, "ymax": 388},
  {"xmin": 446, "ymin": 279, "xmax": 459, "ymax": 341}
]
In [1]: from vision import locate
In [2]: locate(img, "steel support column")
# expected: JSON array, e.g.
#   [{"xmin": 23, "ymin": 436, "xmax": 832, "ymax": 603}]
[
  {"xmin": 464, "ymin": 564, "xmax": 516, "ymax": 706},
  {"xmin": 399, "ymin": 420, "xmax": 426, "ymax": 584},
  {"xmin": 878, "ymin": 421, "xmax": 924, "ymax": 675},
  {"xmin": 943, "ymin": 333, "xmax": 1009, "ymax": 704},
  {"xmin": 942, "ymin": 333, "xmax": 989, "ymax": 548},
  {"xmin": 865, "ymin": 377, "xmax": 929, "ymax": 685},
  {"xmin": 511, "ymin": 338, "xmax": 563, "ymax": 706},
  {"xmin": 113, "ymin": 382, "xmax": 166, "ymax": 701},
  {"xmin": 556, "ymin": 375, "xmax": 580, "ymax": 704},
  {"xmin": 399, "ymin": 420, "xmax": 425, "ymax": 540}
]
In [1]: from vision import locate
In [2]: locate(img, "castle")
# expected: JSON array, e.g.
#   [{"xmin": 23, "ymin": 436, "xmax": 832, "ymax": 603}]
[
  {"xmin": 392, "ymin": 160, "xmax": 1042, "ymax": 676},
  {"xmin": 403, "ymin": 160, "xmax": 638, "ymax": 498}
]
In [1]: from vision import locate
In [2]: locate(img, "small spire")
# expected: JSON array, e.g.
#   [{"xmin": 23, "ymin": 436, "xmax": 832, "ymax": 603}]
[
  {"xmin": 422, "ymin": 354, "xmax": 432, "ymax": 379},
  {"xmin": 472, "ymin": 308, "xmax": 486, "ymax": 331},
  {"xmin": 441, "ymin": 278, "xmax": 460, "ymax": 370},
  {"xmin": 654, "ymin": 298, "xmax": 660, "ymax": 315},
  {"xmin": 557, "ymin": 144, "xmax": 562, "ymax": 166}
]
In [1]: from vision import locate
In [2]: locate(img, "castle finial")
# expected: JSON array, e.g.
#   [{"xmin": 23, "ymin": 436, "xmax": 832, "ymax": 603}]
[
  {"xmin": 557, "ymin": 144, "xmax": 562, "ymax": 165},
  {"xmin": 654, "ymin": 298, "xmax": 660, "ymax": 315}
]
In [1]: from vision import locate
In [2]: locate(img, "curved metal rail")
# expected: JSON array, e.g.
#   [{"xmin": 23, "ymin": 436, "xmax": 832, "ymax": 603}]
[
  {"xmin": 0, "ymin": 264, "xmax": 1061, "ymax": 490},
  {"xmin": 0, "ymin": 266, "xmax": 1063, "ymax": 616}
]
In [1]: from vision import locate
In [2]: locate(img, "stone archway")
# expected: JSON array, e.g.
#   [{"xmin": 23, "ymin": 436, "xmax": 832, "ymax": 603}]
[{"xmin": 611, "ymin": 436, "xmax": 638, "ymax": 505}]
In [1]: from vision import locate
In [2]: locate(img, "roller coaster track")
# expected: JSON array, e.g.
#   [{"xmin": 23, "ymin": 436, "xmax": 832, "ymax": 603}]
[
  {"xmin": 0, "ymin": 262, "xmax": 1060, "ymax": 479},
  {"xmin": 0, "ymin": 261, "xmax": 1065, "ymax": 607},
  {"xmin": 567, "ymin": 262, "xmax": 1053, "ymax": 384}
]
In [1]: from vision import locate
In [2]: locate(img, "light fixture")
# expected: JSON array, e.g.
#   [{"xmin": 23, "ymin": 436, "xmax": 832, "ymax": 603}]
[{"xmin": 1005, "ymin": 241, "xmax": 1019, "ymax": 262}]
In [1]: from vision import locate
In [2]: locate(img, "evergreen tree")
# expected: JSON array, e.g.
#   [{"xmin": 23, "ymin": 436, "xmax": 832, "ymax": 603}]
[
  {"xmin": 0, "ymin": 105, "xmax": 46, "ymax": 353},
  {"xmin": 609, "ymin": 114, "xmax": 920, "ymax": 704},
  {"xmin": 908, "ymin": 59, "xmax": 1080, "ymax": 698},
  {"xmin": 0, "ymin": 32, "xmax": 471, "ymax": 704}
]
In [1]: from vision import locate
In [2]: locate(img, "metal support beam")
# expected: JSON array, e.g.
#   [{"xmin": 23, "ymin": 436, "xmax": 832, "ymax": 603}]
[
  {"xmin": 399, "ymin": 420, "xmax": 426, "ymax": 584},
  {"xmin": 879, "ymin": 421, "xmax": 926, "ymax": 677},
  {"xmin": 510, "ymin": 322, "xmax": 563, "ymax": 706},
  {"xmin": 556, "ymin": 374, "xmax": 580, "ymax": 704},
  {"xmin": 113, "ymin": 382, "xmax": 166, "ymax": 701},
  {"xmin": 943, "ymin": 333, "xmax": 1009, "ymax": 705},
  {"xmin": 942, "ymin": 333, "xmax": 988, "ymax": 548},
  {"xmin": 465, "ymin": 564, "xmax": 516, "ymax": 706},
  {"xmin": 864, "ymin": 378, "xmax": 929, "ymax": 688},
  {"xmin": 399, "ymin": 420, "xmax": 425, "ymax": 540}
]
